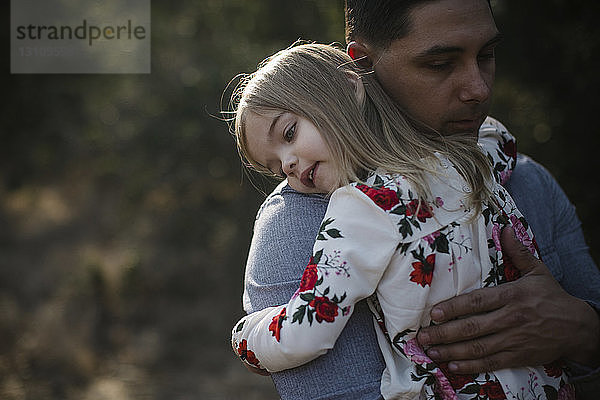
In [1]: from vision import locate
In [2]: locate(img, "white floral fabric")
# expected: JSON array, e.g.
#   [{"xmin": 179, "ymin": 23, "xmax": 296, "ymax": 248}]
[{"xmin": 232, "ymin": 120, "xmax": 573, "ymax": 400}]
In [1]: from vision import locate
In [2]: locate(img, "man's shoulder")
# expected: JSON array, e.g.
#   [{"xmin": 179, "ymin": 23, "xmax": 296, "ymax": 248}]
[
  {"xmin": 508, "ymin": 153, "xmax": 556, "ymax": 190},
  {"xmin": 504, "ymin": 153, "xmax": 563, "ymax": 215},
  {"xmin": 256, "ymin": 180, "xmax": 329, "ymax": 221},
  {"xmin": 244, "ymin": 183, "xmax": 332, "ymax": 311}
]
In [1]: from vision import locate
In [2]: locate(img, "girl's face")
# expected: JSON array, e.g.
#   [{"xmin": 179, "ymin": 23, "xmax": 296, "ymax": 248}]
[{"xmin": 244, "ymin": 111, "xmax": 339, "ymax": 194}]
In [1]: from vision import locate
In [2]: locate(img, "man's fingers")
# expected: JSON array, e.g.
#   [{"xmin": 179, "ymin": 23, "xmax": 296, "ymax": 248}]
[
  {"xmin": 428, "ymin": 284, "xmax": 505, "ymax": 324},
  {"xmin": 444, "ymin": 351, "xmax": 519, "ymax": 375},
  {"xmin": 500, "ymin": 226, "xmax": 541, "ymax": 275},
  {"xmin": 425, "ymin": 336, "xmax": 499, "ymax": 365},
  {"xmin": 422, "ymin": 324, "xmax": 532, "ymax": 363},
  {"xmin": 423, "ymin": 322, "xmax": 546, "ymax": 374},
  {"xmin": 419, "ymin": 300, "xmax": 517, "ymax": 347},
  {"xmin": 419, "ymin": 314, "xmax": 490, "ymax": 347}
]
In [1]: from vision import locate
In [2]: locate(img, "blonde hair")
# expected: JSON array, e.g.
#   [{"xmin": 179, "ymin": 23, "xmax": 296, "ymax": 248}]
[{"xmin": 231, "ymin": 43, "xmax": 493, "ymax": 211}]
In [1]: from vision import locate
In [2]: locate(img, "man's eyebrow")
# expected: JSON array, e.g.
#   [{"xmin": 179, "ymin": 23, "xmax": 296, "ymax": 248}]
[
  {"xmin": 415, "ymin": 45, "xmax": 462, "ymax": 60},
  {"xmin": 483, "ymin": 32, "xmax": 504, "ymax": 49},
  {"xmin": 414, "ymin": 32, "xmax": 505, "ymax": 60}
]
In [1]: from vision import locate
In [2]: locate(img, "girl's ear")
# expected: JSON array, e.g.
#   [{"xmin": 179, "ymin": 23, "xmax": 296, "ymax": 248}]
[
  {"xmin": 345, "ymin": 70, "xmax": 365, "ymax": 105},
  {"xmin": 346, "ymin": 41, "xmax": 374, "ymax": 69}
]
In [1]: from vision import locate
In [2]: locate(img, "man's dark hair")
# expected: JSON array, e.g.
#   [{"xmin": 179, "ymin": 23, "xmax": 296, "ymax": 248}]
[{"xmin": 345, "ymin": 0, "xmax": 492, "ymax": 50}]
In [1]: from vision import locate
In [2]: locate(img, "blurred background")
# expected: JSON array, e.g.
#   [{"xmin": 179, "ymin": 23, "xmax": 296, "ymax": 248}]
[{"xmin": 1, "ymin": 1, "xmax": 598, "ymax": 399}]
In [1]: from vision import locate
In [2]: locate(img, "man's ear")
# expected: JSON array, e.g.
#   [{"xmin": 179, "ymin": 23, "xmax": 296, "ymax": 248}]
[
  {"xmin": 347, "ymin": 41, "xmax": 374, "ymax": 69},
  {"xmin": 345, "ymin": 70, "xmax": 365, "ymax": 105}
]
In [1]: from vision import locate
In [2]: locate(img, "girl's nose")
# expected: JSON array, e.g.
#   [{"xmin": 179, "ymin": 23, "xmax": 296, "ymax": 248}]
[{"xmin": 282, "ymin": 154, "xmax": 298, "ymax": 177}]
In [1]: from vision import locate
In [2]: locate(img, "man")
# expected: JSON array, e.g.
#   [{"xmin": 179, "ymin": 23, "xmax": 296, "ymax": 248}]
[{"xmin": 242, "ymin": 1, "xmax": 600, "ymax": 398}]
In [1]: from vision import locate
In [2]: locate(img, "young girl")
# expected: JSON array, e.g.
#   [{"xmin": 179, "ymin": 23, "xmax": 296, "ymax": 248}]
[{"xmin": 229, "ymin": 43, "xmax": 572, "ymax": 400}]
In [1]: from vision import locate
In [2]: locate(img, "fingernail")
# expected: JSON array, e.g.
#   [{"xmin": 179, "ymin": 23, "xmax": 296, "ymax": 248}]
[
  {"xmin": 427, "ymin": 348, "xmax": 440, "ymax": 359},
  {"xmin": 431, "ymin": 307, "xmax": 444, "ymax": 322},
  {"xmin": 448, "ymin": 362, "xmax": 459, "ymax": 372}
]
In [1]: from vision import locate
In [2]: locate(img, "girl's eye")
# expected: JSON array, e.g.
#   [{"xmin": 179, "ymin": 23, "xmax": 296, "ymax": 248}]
[{"xmin": 284, "ymin": 123, "xmax": 296, "ymax": 142}]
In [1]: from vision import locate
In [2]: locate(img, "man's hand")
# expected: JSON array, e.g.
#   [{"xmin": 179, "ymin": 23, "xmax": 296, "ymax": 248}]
[{"xmin": 417, "ymin": 226, "xmax": 600, "ymax": 374}]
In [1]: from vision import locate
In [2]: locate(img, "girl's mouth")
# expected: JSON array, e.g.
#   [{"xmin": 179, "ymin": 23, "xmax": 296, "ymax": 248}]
[{"xmin": 300, "ymin": 163, "xmax": 318, "ymax": 188}]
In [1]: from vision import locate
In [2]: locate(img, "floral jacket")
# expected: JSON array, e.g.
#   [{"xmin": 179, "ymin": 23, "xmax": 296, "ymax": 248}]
[{"xmin": 232, "ymin": 124, "xmax": 573, "ymax": 400}]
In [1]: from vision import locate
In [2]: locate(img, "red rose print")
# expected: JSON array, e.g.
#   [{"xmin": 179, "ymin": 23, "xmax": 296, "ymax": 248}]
[
  {"xmin": 499, "ymin": 169, "xmax": 512, "ymax": 185},
  {"xmin": 509, "ymin": 215, "xmax": 536, "ymax": 255},
  {"xmin": 437, "ymin": 362, "xmax": 475, "ymax": 390},
  {"xmin": 543, "ymin": 361, "xmax": 564, "ymax": 378},
  {"xmin": 432, "ymin": 369, "xmax": 457, "ymax": 399},
  {"xmin": 447, "ymin": 373, "xmax": 474, "ymax": 390},
  {"xmin": 492, "ymin": 223, "xmax": 502, "ymax": 251},
  {"xmin": 237, "ymin": 339, "xmax": 261, "ymax": 367},
  {"xmin": 403, "ymin": 338, "xmax": 432, "ymax": 364},
  {"xmin": 532, "ymin": 237, "xmax": 541, "ymax": 257},
  {"xmin": 410, "ymin": 254, "xmax": 435, "ymax": 287},
  {"xmin": 299, "ymin": 260, "xmax": 318, "ymax": 292},
  {"xmin": 503, "ymin": 140, "xmax": 517, "ymax": 159},
  {"xmin": 268, "ymin": 307, "xmax": 286, "ymax": 342},
  {"xmin": 309, "ymin": 296, "xmax": 338, "ymax": 323},
  {"xmin": 479, "ymin": 381, "xmax": 506, "ymax": 400},
  {"xmin": 356, "ymin": 184, "xmax": 399, "ymax": 210},
  {"xmin": 502, "ymin": 258, "xmax": 521, "ymax": 282},
  {"xmin": 405, "ymin": 199, "xmax": 434, "ymax": 222}
]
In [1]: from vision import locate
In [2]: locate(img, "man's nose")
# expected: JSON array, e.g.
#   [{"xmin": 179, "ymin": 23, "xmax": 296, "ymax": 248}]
[{"xmin": 458, "ymin": 63, "xmax": 492, "ymax": 104}]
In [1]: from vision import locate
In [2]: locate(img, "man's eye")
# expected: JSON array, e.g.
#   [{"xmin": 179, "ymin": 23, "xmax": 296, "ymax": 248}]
[
  {"xmin": 426, "ymin": 61, "xmax": 452, "ymax": 71},
  {"xmin": 284, "ymin": 123, "xmax": 296, "ymax": 142}
]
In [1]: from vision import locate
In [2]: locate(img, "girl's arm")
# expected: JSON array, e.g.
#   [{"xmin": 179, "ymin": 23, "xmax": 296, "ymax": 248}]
[{"xmin": 232, "ymin": 184, "xmax": 401, "ymax": 372}]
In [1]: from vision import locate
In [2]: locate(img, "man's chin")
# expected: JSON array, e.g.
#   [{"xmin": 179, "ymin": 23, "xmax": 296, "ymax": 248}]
[{"xmin": 441, "ymin": 118, "xmax": 486, "ymax": 137}]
